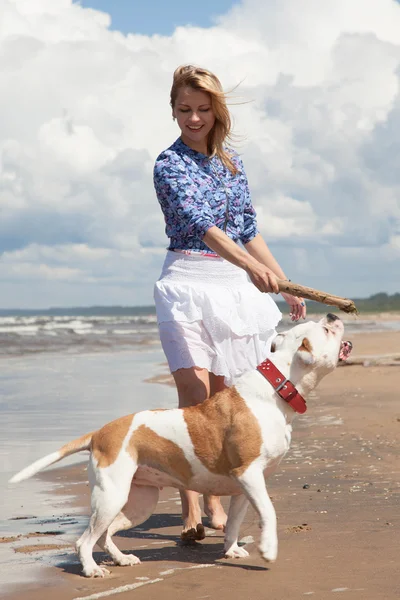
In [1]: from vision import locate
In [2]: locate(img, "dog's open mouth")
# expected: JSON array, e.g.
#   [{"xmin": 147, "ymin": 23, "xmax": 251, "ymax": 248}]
[{"xmin": 339, "ymin": 340, "xmax": 353, "ymax": 361}]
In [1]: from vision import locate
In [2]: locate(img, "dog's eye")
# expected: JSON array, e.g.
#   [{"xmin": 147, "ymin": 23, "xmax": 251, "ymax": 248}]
[{"xmin": 324, "ymin": 327, "xmax": 336, "ymax": 335}]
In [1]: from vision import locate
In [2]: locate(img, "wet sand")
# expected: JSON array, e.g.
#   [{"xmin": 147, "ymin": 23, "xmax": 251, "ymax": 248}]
[{"xmin": 3, "ymin": 330, "xmax": 400, "ymax": 600}]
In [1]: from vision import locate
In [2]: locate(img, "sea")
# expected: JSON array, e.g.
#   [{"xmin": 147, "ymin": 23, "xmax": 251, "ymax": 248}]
[
  {"xmin": 0, "ymin": 306, "xmax": 399, "ymax": 590},
  {"xmin": 1, "ymin": 307, "xmax": 399, "ymax": 359},
  {"xmin": 0, "ymin": 307, "xmax": 167, "ymax": 590}
]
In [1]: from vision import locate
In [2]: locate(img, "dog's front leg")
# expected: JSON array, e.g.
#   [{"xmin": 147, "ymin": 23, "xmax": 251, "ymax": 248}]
[
  {"xmin": 224, "ymin": 494, "xmax": 250, "ymax": 559},
  {"xmin": 236, "ymin": 464, "xmax": 278, "ymax": 563}
]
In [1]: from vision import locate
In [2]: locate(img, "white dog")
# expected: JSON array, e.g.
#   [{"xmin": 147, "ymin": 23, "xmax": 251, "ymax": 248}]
[{"xmin": 10, "ymin": 314, "xmax": 351, "ymax": 578}]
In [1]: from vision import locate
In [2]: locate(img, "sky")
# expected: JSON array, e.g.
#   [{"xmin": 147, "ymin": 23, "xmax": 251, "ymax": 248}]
[
  {"xmin": 77, "ymin": 0, "xmax": 238, "ymax": 36},
  {"xmin": 1, "ymin": 0, "xmax": 400, "ymax": 309}
]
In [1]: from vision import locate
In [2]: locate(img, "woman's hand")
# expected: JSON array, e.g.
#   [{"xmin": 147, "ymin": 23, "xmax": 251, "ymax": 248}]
[
  {"xmin": 281, "ymin": 292, "xmax": 306, "ymax": 321},
  {"xmin": 245, "ymin": 258, "xmax": 306, "ymax": 320},
  {"xmin": 245, "ymin": 263, "xmax": 280, "ymax": 294}
]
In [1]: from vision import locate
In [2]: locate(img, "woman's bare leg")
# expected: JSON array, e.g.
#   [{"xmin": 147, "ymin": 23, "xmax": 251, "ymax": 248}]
[
  {"xmin": 173, "ymin": 367, "xmax": 209, "ymax": 541},
  {"xmin": 203, "ymin": 373, "xmax": 229, "ymax": 530},
  {"xmin": 173, "ymin": 368, "xmax": 228, "ymax": 540}
]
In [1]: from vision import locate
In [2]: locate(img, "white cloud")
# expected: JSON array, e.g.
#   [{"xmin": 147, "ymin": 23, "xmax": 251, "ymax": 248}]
[{"xmin": 0, "ymin": 0, "xmax": 400, "ymax": 308}]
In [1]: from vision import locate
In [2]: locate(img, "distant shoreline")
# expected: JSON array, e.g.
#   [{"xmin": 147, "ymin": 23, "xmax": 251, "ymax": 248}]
[{"xmin": 1, "ymin": 295, "xmax": 400, "ymax": 317}]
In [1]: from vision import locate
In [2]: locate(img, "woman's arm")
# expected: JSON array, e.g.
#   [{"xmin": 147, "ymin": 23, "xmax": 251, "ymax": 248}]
[
  {"xmin": 203, "ymin": 226, "xmax": 280, "ymax": 294},
  {"xmin": 154, "ymin": 155, "xmax": 216, "ymax": 241},
  {"xmin": 244, "ymin": 234, "xmax": 288, "ymax": 279},
  {"xmin": 245, "ymin": 234, "xmax": 306, "ymax": 320}
]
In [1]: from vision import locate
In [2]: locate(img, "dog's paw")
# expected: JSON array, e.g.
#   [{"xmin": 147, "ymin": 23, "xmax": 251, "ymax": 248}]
[
  {"xmin": 224, "ymin": 543, "xmax": 249, "ymax": 559},
  {"xmin": 258, "ymin": 529, "xmax": 278, "ymax": 563},
  {"xmin": 115, "ymin": 553, "xmax": 141, "ymax": 566},
  {"xmin": 259, "ymin": 543, "xmax": 277, "ymax": 563},
  {"xmin": 83, "ymin": 565, "xmax": 111, "ymax": 578}
]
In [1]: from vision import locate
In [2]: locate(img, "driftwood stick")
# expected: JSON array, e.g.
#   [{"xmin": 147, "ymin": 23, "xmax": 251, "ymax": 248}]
[{"xmin": 278, "ymin": 280, "xmax": 358, "ymax": 314}]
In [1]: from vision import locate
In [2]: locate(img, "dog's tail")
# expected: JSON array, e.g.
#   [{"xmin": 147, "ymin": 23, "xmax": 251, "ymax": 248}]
[{"xmin": 9, "ymin": 432, "xmax": 94, "ymax": 484}]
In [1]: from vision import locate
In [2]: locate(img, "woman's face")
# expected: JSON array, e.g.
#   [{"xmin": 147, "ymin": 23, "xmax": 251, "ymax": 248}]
[{"xmin": 172, "ymin": 86, "xmax": 216, "ymax": 153}]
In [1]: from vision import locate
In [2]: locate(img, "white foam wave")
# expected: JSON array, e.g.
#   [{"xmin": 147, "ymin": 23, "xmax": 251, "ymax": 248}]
[
  {"xmin": 0, "ymin": 325, "xmax": 39, "ymax": 335},
  {"xmin": 43, "ymin": 320, "xmax": 93, "ymax": 331},
  {"xmin": 87, "ymin": 329, "xmax": 107, "ymax": 335},
  {"xmin": 0, "ymin": 317, "xmax": 19, "ymax": 325},
  {"xmin": 112, "ymin": 329, "xmax": 141, "ymax": 335}
]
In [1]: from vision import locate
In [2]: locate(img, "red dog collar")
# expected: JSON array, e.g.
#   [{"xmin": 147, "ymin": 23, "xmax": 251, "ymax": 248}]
[{"xmin": 257, "ymin": 358, "xmax": 307, "ymax": 414}]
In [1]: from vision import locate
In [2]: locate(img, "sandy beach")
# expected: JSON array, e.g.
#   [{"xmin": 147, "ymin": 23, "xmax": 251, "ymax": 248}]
[{"xmin": 2, "ymin": 327, "xmax": 399, "ymax": 600}]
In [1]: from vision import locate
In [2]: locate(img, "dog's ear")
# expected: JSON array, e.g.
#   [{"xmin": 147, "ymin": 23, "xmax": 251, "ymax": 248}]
[{"xmin": 296, "ymin": 337, "xmax": 315, "ymax": 365}]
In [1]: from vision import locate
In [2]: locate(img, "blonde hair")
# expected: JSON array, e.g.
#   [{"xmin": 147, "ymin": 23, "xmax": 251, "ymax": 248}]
[{"xmin": 170, "ymin": 65, "xmax": 237, "ymax": 174}]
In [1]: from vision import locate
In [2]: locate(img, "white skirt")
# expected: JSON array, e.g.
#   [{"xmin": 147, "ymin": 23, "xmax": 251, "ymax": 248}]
[{"xmin": 153, "ymin": 251, "xmax": 282, "ymax": 385}]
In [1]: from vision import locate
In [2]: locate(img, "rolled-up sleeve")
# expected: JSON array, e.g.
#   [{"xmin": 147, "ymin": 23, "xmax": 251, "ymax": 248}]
[
  {"xmin": 237, "ymin": 158, "xmax": 259, "ymax": 244},
  {"xmin": 154, "ymin": 155, "xmax": 216, "ymax": 240}
]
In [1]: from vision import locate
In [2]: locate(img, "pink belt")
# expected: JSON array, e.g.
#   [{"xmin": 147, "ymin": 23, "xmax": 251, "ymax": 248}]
[{"xmin": 172, "ymin": 248, "xmax": 219, "ymax": 258}]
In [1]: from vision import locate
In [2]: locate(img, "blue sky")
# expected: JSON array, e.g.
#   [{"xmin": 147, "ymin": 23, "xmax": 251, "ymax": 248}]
[{"xmin": 76, "ymin": 0, "xmax": 237, "ymax": 35}]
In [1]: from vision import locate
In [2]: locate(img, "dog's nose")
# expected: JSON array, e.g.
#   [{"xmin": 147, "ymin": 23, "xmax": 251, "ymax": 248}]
[{"xmin": 326, "ymin": 313, "xmax": 339, "ymax": 322}]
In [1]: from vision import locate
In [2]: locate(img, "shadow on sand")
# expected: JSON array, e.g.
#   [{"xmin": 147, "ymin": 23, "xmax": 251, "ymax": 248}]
[{"xmin": 55, "ymin": 512, "xmax": 268, "ymax": 577}]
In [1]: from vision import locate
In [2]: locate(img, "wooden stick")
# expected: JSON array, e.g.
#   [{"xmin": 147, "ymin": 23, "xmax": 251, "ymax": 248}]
[{"xmin": 278, "ymin": 280, "xmax": 358, "ymax": 314}]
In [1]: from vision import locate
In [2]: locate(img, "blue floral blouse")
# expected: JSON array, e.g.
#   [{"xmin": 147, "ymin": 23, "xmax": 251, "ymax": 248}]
[{"xmin": 153, "ymin": 138, "xmax": 259, "ymax": 254}]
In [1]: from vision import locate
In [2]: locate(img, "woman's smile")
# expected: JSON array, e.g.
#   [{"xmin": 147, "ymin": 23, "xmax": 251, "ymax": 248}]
[{"xmin": 187, "ymin": 124, "xmax": 204, "ymax": 131}]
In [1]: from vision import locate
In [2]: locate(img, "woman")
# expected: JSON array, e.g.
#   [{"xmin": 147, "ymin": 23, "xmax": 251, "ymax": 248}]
[{"xmin": 153, "ymin": 65, "xmax": 306, "ymax": 542}]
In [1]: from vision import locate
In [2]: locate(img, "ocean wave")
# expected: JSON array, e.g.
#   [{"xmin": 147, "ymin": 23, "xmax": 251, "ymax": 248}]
[
  {"xmin": 112, "ymin": 328, "xmax": 159, "ymax": 335},
  {"xmin": 0, "ymin": 313, "xmax": 161, "ymax": 357},
  {"xmin": 0, "ymin": 312, "xmax": 399, "ymax": 359},
  {"xmin": 0, "ymin": 314, "xmax": 157, "ymax": 329},
  {"xmin": 0, "ymin": 325, "xmax": 40, "ymax": 335}
]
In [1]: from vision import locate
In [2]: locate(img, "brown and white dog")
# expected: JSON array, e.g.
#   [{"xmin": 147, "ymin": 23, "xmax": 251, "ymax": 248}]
[{"xmin": 10, "ymin": 314, "xmax": 351, "ymax": 578}]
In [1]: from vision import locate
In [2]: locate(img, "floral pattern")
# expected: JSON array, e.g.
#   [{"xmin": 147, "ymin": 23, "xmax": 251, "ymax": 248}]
[{"xmin": 153, "ymin": 137, "xmax": 258, "ymax": 254}]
